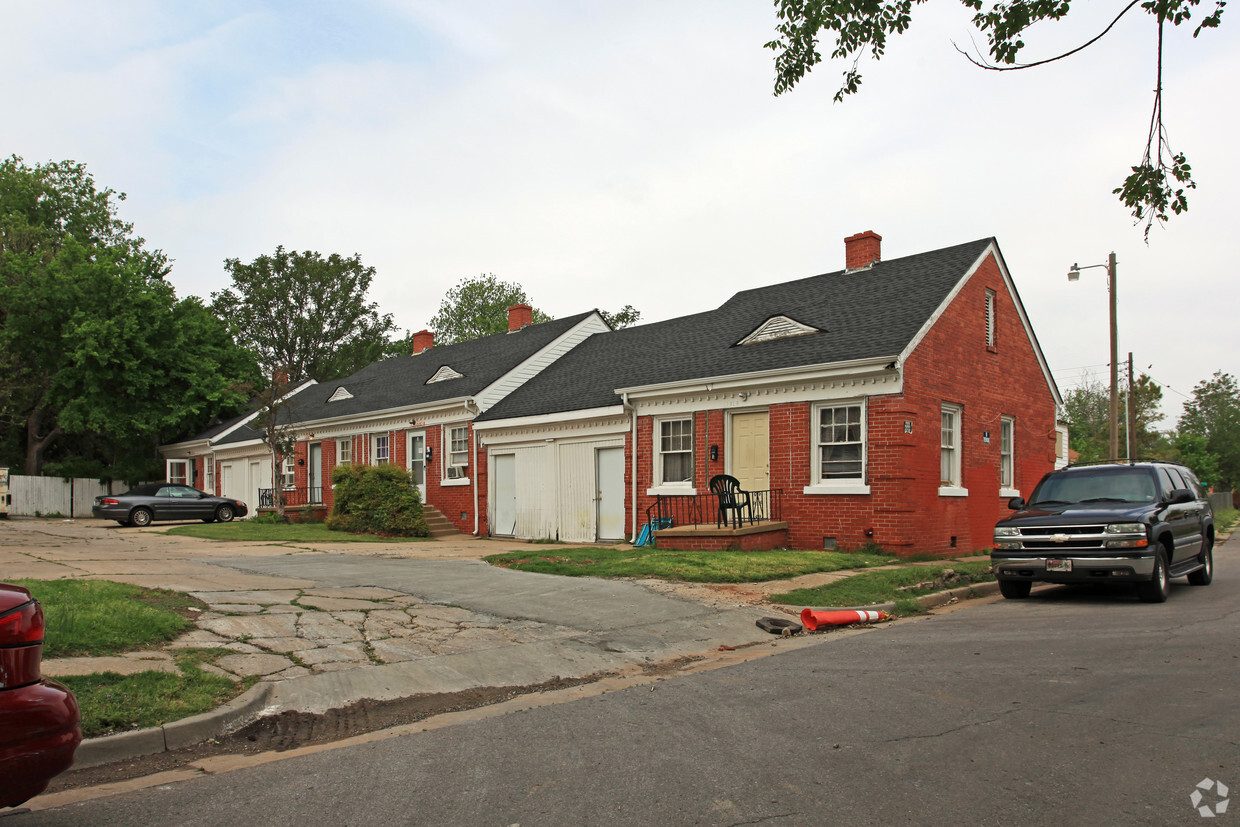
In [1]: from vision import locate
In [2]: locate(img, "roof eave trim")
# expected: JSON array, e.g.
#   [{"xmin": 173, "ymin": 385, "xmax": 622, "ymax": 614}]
[
  {"xmin": 615, "ymin": 355, "xmax": 899, "ymax": 399},
  {"xmin": 473, "ymin": 405, "xmax": 628, "ymax": 431},
  {"xmin": 276, "ymin": 395, "xmax": 477, "ymax": 432},
  {"xmin": 213, "ymin": 379, "xmax": 318, "ymax": 444}
]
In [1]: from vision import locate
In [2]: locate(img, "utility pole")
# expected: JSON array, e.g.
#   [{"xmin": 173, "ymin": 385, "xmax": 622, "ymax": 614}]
[
  {"xmin": 1108, "ymin": 252, "xmax": 1118, "ymax": 462},
  {"xmin": 1127, "ymin": 353, "xmax": 1136, "ymax": 461}
]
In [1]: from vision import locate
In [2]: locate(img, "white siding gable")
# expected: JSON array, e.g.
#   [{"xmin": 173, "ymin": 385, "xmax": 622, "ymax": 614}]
[{"xmin": 475, "ymin": 313, "xmax": 610, "ymax": 411}]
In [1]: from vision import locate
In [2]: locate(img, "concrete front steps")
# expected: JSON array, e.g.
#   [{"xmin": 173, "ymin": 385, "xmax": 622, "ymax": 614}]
[{"xmin": 423, "ymin": 505, "xmax": 460, "ymax": 538}]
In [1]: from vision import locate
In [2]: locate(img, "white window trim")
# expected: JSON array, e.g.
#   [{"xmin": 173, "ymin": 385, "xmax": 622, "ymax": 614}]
[
  {"xmin": 443, "ymin": 424, "xmax": 470, "ymax": 485},
  {"xmin": 939, "ymin": 403, "xmax": 968, "ymax": 497},
  {"xmin": 167, "ymin": 459, "xmax": 189, "ymax": 486},
  {"xmin": 804, "ymin": 399, "xmax": 870, "ymax": 495},
  {"xmin": 337, "ymin": 438, "xmax": 352, "ymax": 465},
  {"xmin": 205, "ymin": 459, "xmax": 215, "ymax": 494},
  {"xmin": 999, "ymin": 416, "xmax": 1020, "ymax": 498},
  {"xmin": 649, "ymin": 415, "xmax": 696, "ymax": 495},
  {"xmin": 372, "ymin": 434, "xmax": 390, "ymax": 466},
  {"xmin": 281, "ymin": 455, "xmax": 296, "ymax": 489}
]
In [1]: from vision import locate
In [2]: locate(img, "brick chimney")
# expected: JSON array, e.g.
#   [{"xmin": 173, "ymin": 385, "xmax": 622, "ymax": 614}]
[
  {"xmin": 845, "ymin": 230, "xmax": 882, "ymax": 269},
  {"xmin": 412, "ymin": 329, "xmax": 434, "ymax": 355},
  {"xmin": 272, "ymin": 368, "xmax": 290, "ymax": 389},
  {"xmin": 508, "ymin": 303, "xmax": 533, "ymax": 331}
]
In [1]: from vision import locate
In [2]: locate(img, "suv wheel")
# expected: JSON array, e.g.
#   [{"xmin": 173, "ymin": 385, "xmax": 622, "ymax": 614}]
[
  {"xmin": 999, "ymin": 579, "xmax": 1032, "ymax": 600},
  {"xmin": 1137, "ymin": 548, "xmax": 1170, "ymax": 603},
  {"xmin": 1187, "ymin": 543, "xmax": 1214, "ymax": 586}
]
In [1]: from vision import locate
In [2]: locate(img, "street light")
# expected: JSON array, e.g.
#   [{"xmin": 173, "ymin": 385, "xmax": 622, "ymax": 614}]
[{"xmin": 1067, "ymin": 252, "xmax": 1119, "ymax": 461}]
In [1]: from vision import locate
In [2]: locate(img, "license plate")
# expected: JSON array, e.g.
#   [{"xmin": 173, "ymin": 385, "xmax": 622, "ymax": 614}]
[{"xmin": 1046, "ymin": 559, "xmax": 1073, "ymax": 572}]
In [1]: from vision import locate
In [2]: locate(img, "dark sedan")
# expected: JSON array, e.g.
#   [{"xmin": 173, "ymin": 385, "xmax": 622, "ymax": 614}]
[
  {"xmin": 0, "ymin": 583, "xmax": 81, "ymax": 809},
  {"xmin": 92, "ymin": 483, "xmax": 248, "ymax": 527}
]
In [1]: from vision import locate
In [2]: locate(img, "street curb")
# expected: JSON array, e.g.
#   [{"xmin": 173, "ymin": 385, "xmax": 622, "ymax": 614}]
[
  {"xmin": 817, "ymin": 579, "xmax": 1002, "ymax": 614},
  {"xmin": 68, "ymin": 579, "xmax": 1006, "ymax": 769},
  {"xmin": 73, "ymin": 682, "xmax": 275, "ymax": 769}
]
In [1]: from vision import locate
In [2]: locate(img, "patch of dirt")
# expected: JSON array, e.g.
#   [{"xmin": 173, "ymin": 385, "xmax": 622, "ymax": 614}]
[{"xmin": 45, "ymin": 675, "xmax": 602, "ymax": 794}]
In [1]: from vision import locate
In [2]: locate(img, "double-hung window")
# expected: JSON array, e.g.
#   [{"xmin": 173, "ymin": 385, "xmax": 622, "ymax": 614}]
[
  {"xmin": 940, "ymin": 404, "xmax": 966, "ymax": 495},
  {"xmin": 446, "ymin": 425, "xmax": 469, "ymax": 480},
  {"xmin": 167, "ymin": 459, "xmax": 188, "ymax": 486},
  {"xmin": 999, "ymin": 416, "xmax": 1016, "ymax": 494},
  {"xmin": 805, "ymin": 402, "xmax": 869, "ymax": 494},
  {"xmin": 337, "ymin": 438, "xmax": 352, "ymax": 465},
  {"xmin": 658, "ymin": 418, "xmax": 694, "ymax": 486},
  {"xmin": 205, "ymin": 459, "xmax": 215, "ymax": 494},
  {"xmin": 373, "ymin": 435, "xmax": 390, "ymax": 465},
  {"xmin": 281, "ymin": 455, "xmax": 296, "ymax": 488}
]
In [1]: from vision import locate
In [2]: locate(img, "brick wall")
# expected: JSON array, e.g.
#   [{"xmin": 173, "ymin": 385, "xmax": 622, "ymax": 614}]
[{"xmin": 633, "ymin": 252, "xmax": 1056, "ymax": 556}]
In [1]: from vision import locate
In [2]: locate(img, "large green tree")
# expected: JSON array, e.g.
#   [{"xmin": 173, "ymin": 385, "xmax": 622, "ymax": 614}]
[
  {"xmin": 429, "ymin": 274, "xmax": 642, "ymax": 345},
  {"xmin": 1178, "ymin": 371, "xmax": 1240, "ymax": 489},
  {"xmin": 1062, "ymin": 372, "xmax": 1166, "ymax": 463},
  {"xmin": 765, "ymin": 0, "xmax": 1225, "ymax": 238},
  {"xmin": 0, "ymin": 156, "xmax": 255, "ymax": 476},
  {"xmin": 429, "ymin": 274, "xmax": 553, "ymax": 345},
  {"xmin": 211, "ymin": 247, "xmax": 398, "ymax": 383}
]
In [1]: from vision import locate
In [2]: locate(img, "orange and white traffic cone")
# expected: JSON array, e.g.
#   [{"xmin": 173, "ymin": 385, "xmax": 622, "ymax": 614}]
[{"xmin": 800, "ymin": 608, "xmax": 890, "ymax": 630}]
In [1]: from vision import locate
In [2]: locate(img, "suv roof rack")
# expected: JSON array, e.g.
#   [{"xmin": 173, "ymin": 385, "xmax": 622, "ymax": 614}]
[{"xmin": 1064, "ymin": 458, "xmax": 1189, "ymax": 470}]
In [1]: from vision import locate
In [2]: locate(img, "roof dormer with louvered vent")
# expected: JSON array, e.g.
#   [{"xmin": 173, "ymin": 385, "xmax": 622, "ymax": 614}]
[
  {"xmin": 427, "ymin": 365, "xmax": 464, "ymax": 384},
  {"xmin": 327, "ymin": 386, "xmax": 354, "ymax": 402},
  {"xmin": 736, "ymin": 315, "xmax": 821, "ymax": 346}
]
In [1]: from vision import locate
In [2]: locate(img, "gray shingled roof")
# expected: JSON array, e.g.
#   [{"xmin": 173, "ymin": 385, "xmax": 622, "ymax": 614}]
[
  {"xmin": 477, "ymin": 238, "xmax": 995, "ymax": 422},
  {"xmin": 209, "ymin": 312, "xmax": 595, "ymax": 446}
]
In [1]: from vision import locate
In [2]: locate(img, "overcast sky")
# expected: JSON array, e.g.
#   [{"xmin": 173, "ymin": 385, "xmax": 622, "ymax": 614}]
[{"xmin": 4, "ymin": 1, "xmax": 1236, "ymax": 428}]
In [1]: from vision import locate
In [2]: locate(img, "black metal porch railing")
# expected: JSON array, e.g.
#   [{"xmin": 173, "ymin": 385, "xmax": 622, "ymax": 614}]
[
  {"xmin": 643, "ymin": 489, "xmax": 782, "ymax": 531},
  {"xmin": 258, "ymin": 487, "xmax": 324, "ymax": 508}
]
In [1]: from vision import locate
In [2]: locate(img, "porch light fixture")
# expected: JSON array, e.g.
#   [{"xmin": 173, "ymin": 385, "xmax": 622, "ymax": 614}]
[{"xmin": 1067, "ymin": 252, "xmax": 1119, "ymax": 461}]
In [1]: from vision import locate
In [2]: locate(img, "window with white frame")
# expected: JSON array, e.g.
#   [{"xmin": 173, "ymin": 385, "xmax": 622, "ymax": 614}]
[
  {"xmin": 205, "ymin": 459, "xmax": 214, "ymax": 494},
  {"xmin": 337, "ymin": 438, "xmax": 352, "ymax": 465},
  {"xmin": 281, "ymin": 455, "xmax": 296, "ymax": 488},
  {"xmin": 940, "ymin": 404, "xmax": 963, "ymax": 490},
  {"xmin": 999, "ymin": 416, "xmax": 1014, "ymax": 491},
  {"xmin": 985, "ymin": 288, "xmax": 997, "ymax": 348},
  {"xmin": 817, "ymin": 403, "xmax": 865, "ymax": 482},
  {"xmin": 167, "ymin": 459, "xmax": 188, "ymax": 486},
  {"xmin": 657, "ymin": 417, "xmax": 694, "ymax": 485},
  {"xmin": 372, "ymin": 434, "xmax": 390, "ymax": 465},
  {"xmin": 446, "ymin": 425, "xmax": 469, "ymax": 479}
]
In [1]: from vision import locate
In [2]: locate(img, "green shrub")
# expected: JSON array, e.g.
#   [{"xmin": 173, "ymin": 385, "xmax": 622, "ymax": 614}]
[{"xmin": 326, "ymin": 464, "xmax": 429, "ymax": 537}]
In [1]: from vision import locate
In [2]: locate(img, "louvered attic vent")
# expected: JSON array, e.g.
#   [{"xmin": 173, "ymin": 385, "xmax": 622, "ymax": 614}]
[
  {"xmin": 736, "ymin": 315, "xmax": 821, "ymax": 346},
  {"xmin": 327, "ymin": 387, "xmax": 354, "ymax": 402},
  {"xmin": 427, "ymin": 365, "xmax": 464, "ymax": 384}
]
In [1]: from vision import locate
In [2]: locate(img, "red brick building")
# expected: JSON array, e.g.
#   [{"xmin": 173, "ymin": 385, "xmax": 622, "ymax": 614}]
[{"xmin": 163, "ymin": 232, "xmax": 1061, "ymax": 555}]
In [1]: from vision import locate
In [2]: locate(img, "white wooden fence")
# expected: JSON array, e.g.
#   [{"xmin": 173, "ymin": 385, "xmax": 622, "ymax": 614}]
[{"xmin": 6, "ymin": 475, "xmax": 120, "ymax": 518}]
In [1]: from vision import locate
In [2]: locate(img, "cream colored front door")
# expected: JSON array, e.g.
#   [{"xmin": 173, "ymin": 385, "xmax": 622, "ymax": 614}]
[{"xmin": 730, "ymin": 412, "xmax": 769, "ymax": 492}]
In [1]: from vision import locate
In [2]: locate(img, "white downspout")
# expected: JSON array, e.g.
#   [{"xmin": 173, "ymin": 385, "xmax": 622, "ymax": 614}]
[
  {"xmin": 468, "ymin": 399, "xmax": 481, "ymax": 536},
  {"xmin": 622, "ymin": 392, "xmax": 637, "ymax": 541}
]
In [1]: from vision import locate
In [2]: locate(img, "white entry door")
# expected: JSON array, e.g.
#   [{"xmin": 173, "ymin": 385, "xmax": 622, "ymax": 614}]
[
  {"xmin": 307, "ymin": 443, "xmax": 322, "ymax": 503},
  {"xmin": 596, "ymin": 447, "xmax": 625, "ymax": 541},
  {"xmin": 407, "ymin": 431, "xmax": 426, "ymax": 502},
  {"xmin": 493, "ymin": 454, "xmax": 517, "ymax": 536}
]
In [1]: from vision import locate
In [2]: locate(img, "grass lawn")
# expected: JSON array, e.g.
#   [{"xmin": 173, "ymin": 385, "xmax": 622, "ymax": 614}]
[
  {"xmin": 12, "ymin": 579, "xmax": 200, "ymax": 658},
  {"xmin": 769, "ymin": 560, "xmax": 996, "ymax": 612},
  {"xmin": 484, "ymin": 546, "xmax": 898, "ymax": 583},
  {"xmin": 16, "ymin": 579, "xmax": 254, "ymax": 739},
  {"xmin": 165, "ymin": 521, "xmax": 433, "ymax": 543},
  {"xmin": 1216, "ymin": 508, "xmax": 1239, "ymax": 534},
  {"xmin": 57, "ymin": 650, "xmax": 255, "ymax": 739}
]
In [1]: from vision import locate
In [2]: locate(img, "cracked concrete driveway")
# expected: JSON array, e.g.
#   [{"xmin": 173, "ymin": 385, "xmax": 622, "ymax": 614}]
[{"xmin": 0, "ymin": 518, "xmax": 783, "ymax": 711}]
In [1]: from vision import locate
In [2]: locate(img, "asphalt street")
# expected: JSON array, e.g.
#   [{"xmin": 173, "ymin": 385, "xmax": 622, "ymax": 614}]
[{"xmin": 14, "ymin": 540, "xmax": 1237, "ymax": 826}]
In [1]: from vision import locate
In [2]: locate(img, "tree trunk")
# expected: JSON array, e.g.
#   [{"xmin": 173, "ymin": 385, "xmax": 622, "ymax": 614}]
[{"xmin": 25, "ymin": 405, "xmax": 62, "ymax": 475}]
